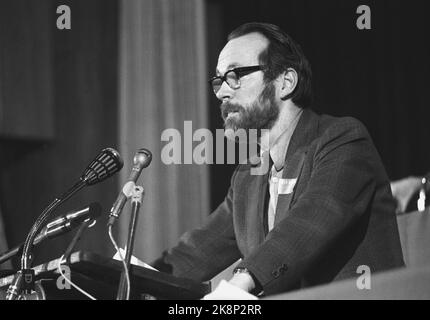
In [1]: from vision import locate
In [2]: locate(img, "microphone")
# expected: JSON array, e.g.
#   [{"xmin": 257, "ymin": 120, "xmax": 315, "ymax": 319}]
[
  {"xmin": 36, "ymin": 202, "xmax": 102, "ymax": 243},
  {"xmin": 80, "ymin": 147, "xmax": 124, "ymax": 186},
  {"xmin": 25, "ymin": 147, "xmax": 123, "ymax": 259},
  {"xmin": 0, "ymin": 203, "xmax": 102, "ymax": 266},
  {"xmin": 108, "ymin": 148, "xmax": 152, "ymax": 226},
  {"xmin": 6, "ymin": 148, "xmax": 123, "ymax": 300}
]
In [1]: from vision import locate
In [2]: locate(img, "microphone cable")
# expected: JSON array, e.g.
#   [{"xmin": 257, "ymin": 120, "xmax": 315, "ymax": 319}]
[
  {"xmin": 56, "ymin": 227, "xmax": 131, "ymax": 301},
  {"xmin": 56, "ymin": 218, "xmax": 97, "ymax": 300},
  {"xmin": 56, "ymin": 254, "xmax": 97, "ymax": 300},
  {"xmin": 108, "ymin": 225, "xmax": 131, "ymax": 300}
]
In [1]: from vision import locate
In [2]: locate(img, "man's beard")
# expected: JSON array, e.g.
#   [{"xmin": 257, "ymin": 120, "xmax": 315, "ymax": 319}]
[{"xmin": 220, "ymin": 82, "xmax": 279, "ymax": 133}]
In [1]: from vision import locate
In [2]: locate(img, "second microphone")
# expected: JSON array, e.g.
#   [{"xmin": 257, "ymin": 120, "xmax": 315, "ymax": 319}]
[{"xmin": 108, "ymin": 148, "xmax": 152, "ymax": 226}]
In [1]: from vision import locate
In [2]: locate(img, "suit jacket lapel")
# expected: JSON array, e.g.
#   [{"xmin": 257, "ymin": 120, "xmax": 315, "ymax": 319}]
[
  {"xmin": 274, "ymin": 109, "xmax": 319, "ymax": 224},
  {"xmin": 240, "ymin": 165, "xmax": 269, "ymax": 254}
]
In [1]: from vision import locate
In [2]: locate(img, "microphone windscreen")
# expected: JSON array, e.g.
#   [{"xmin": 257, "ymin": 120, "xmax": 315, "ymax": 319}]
[{"xmin": 82, "ymin": 148, "xmax": 124, "ymax": 185}]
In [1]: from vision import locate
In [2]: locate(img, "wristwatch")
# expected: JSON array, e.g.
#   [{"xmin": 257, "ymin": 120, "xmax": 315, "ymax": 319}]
[
  {"xmin": 233, "ymin": 267, "xmax": 250, "ymax": 275},
  {"xmin": 233, "ymin": 267, "xmax": 263, "ymax": 295}
]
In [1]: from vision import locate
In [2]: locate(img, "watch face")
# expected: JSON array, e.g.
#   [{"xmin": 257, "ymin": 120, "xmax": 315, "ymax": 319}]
[{"xmin": 233, "ymin": 267, "xmax": 249, "ymax": 274}]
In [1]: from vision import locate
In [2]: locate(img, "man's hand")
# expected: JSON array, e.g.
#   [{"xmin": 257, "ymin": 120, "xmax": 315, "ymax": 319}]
[
  {"xmin": 390, "ymin": 176, "xmax": 422, "ymax": 213},
  {"xmin": 202, "ymin": 279, "xmax": 258, "ymax": 300},
  {"xmin": 228, "ymin": 270, "xmax": 256, "ymax": 292}
]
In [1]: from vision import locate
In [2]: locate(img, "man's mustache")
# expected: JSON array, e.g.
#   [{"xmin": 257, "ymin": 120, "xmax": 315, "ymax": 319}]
[{"xmin": 220, "ymin": 102, "xmax": 246, "ymax": 120}]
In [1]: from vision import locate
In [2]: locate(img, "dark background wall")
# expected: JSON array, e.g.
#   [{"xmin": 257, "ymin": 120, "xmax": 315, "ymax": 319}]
[
  {"xmin": 206, "ymin": 0, "xmax": 430, "ymax": 210},
  {"xmin": 0, "ymin": 0, "xmax": 119, "ymax": 267}
]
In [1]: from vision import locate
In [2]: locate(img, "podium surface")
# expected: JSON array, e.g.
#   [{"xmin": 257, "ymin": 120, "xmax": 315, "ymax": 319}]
[{"xmin": 0, "ymin": 251, "xmax": 210, "ymax": 300}]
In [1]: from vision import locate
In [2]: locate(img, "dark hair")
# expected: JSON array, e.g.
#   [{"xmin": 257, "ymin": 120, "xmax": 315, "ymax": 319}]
[{"xmin": 228, "ymin": 22, "xmax": 313, "ymax": 108}]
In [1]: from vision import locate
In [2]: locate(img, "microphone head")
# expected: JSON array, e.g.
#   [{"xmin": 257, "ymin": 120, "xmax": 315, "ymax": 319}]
[
  {"xmin": 87, "ymin": 202, "xmax": 102, "ymax": 220},
  {"xmin": 66, "ymin": 202, "xmax": 102, "ymax": 226},
  {"xmin": 134, "ymin": 148, "xmax": 152, "ymax": 169},
  {"xmin": 82, "ymin": 148, "xmax": 124, "ymax": 185},
  {"xmin": 48, "ymin": 202, "xmax": 102, "ymax": 229}
]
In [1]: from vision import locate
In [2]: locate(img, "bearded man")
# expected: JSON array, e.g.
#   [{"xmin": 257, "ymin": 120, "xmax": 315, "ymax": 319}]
[{"xmin": 152, "ymin": 22, "xmax": 404, "ymax": 298}]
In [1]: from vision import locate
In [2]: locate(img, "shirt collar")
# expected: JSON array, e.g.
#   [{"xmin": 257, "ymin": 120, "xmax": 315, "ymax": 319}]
[{"xmin": 267, "ymin": 109, "xmax": 303, "ymax": 172}]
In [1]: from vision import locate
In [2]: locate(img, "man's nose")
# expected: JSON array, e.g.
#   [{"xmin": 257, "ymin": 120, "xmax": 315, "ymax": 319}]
[{"xmin": 215, "ymin": 81, "xmax": 234, "ymax": 101}]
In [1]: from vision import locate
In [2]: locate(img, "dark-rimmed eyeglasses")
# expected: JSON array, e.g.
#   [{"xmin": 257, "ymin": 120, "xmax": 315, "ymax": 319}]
[{"xmin": 208, "ymin": 65, "xmax": 265, "ymax": 94}]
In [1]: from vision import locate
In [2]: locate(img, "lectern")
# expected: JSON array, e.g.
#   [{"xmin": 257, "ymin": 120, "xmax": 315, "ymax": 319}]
[{"xmin": 0, "ymin": 251, "xmax": 210, "ymax": 300}]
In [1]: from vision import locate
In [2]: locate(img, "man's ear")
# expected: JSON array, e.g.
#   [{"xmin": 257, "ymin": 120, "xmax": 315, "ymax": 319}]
[{"xmin": 280, "ymin": 68, "xmax": 298, "ymax": 100}]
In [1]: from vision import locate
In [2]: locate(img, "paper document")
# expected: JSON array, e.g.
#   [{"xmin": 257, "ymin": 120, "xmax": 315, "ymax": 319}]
[{"xmin": 113, "ymin": 248, "xmax": 159, "ymax": 271}]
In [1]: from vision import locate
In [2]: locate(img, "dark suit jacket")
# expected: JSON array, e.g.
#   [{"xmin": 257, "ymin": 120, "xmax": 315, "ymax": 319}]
[{"xmin": 153, "ymin": 109, "xmax": 405, "ymax": 296}]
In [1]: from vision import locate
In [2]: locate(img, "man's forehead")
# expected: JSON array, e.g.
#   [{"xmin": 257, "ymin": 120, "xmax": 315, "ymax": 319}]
[{"xmin": 216, "ymin": 32, "xmax": 268, "ymax": 74}]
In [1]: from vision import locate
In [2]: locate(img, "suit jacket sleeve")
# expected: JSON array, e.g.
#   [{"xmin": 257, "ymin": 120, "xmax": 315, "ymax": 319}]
[
  {"xmin": 151, "ymin": 169, "xmax": 242, "ymax": 282},
  {"xmin": 238, "ymin": 118, "xmax": 383, "ymax": 295}
]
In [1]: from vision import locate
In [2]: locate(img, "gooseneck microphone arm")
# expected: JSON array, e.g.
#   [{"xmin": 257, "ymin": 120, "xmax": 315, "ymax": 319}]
[
  {"xmin": 0, "ymin": 203, "xmax": 101, "ymax": 266},
  {"xmin": 6, "ymin": 188, "xmax": 85, "ymax": 300},
  {"xmin": 5, "ymin": 148, "xmax": 123, "ymax": 300},
  {"xmin": 21, "ymin": 179, "xmax": 87, "ymax": 270},
  {"xmin": 6, "ymin": 183, "xmax": 87, "ymax": 300}
]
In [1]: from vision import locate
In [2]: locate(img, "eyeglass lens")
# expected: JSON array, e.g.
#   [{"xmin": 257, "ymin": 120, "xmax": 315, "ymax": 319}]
[{"xmin": 211, "ymin": 70, "xmax": 240, "ymax": 94}]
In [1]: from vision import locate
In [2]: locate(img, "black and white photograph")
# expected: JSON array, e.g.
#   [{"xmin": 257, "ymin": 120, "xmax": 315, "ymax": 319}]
[{"xmin": 0, "ymin": 0, "xmax": 429, "ymax": 305}]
